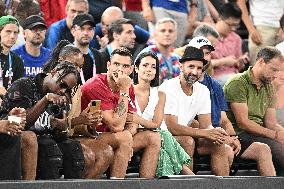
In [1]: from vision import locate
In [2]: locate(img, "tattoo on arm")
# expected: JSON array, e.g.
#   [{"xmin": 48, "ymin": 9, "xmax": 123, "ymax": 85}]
[{"xmin": 116, "ymin": 99, "xmax": 126, "ymax": 117}]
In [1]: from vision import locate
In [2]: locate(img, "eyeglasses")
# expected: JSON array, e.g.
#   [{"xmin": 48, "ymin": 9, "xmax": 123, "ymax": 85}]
[{"xmin": 58, "ymin": 80, "xmax": 72, "ymax": 94}]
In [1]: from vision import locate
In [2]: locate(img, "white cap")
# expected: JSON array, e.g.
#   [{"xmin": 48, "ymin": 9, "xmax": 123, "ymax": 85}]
[{"xmin": 188, "ymin": 36, "xmax": 215, "ymax": 51}]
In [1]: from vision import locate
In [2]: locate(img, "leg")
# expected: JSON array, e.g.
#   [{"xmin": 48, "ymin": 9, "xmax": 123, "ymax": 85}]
[
  {"xmin": 98, "ymin": 131, "xmax": 133, "ymax": 178},
  {"xmin": 21, "ymin": 131, "xmax": 38, "ymax": 180},
  {"xmin": 239, "ymin": 132, "xmax": 284, "ymax": 175},
  {"xmin": 79, "ymin": 138, "xmax": 114, "ymax": 179},
  {"xmin": 198, "ymin": 139, "xmax": 234, "ymax": 176},
  {"xmin": 240, "ymin": 142, "xmax": 276, "ymax": 176},
  {"xmin": 181, "ymin": 164, "xmax": 194, "ymax": 175},
  {"xmin": 133, "ymin": 131, "xmax": 161, "ymax": 178},
  {"xmin": 175, "ymin": 135, "xmax": 195, "ymax": 170}
]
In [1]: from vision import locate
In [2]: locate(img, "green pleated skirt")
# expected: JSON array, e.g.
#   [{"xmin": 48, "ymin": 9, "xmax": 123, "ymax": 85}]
[{"xmin": 156, "ymin": 130, "xmax": 192, "ymax": 177}]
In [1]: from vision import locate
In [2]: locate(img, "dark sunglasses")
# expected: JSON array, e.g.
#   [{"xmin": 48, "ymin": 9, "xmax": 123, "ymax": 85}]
[{"xmin": 58, "ymin": 80, "xmax": 72, "ymax": 93}]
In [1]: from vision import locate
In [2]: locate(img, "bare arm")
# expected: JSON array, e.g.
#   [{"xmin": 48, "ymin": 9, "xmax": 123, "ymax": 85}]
[
  {"xmin": 26, "ymin": 96, "xmax": 49, "ymax": 128},
  {"xmin": 141, "ymin": 0, "xmax": 155, "ymax": 22},
  {"xmin": 230, "ymin": 102, "xmax": 276, "ymax": 139},
  {"xmin": 130, "ymin": 91, "xmax": 166, "ymax": 129},
  {"xmin": 205, "ymin": 0, "xmax": 219, "ymax": 22},
  {"xmin": 220, "ymin": 111, "xmax": 236, "ymax": 135},
  {"xmin": 264, "ymin": 108, "xmax": 284, "ymax": 131},
  {"xmin": 26, "ymin": 93, "xmax": 67, "ymax": 128},
  {"xmin": 237, "ymin": 0, "xmax": 262, "ymax": 45},
  {"xmin": 102, "ymin": 95, "xmax": 129, "ymax": 133}
]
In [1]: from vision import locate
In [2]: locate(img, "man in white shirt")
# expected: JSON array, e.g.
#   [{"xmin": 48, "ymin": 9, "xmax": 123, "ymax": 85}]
[{"xmin": 159, "ymin": 46, "xmax": 234, "ymax": 176}]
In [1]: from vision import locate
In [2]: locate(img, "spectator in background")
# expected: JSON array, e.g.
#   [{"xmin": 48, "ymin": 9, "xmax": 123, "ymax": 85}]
[
  {"xmin": 39, "ymin": 0, "xmax": 68, "ymax": 27},
  {"xmin": 138, "ymin": 18, "xmax": 180, "ymax": 84},
  {"xmin": 87, "ymin": 0, "xmax": 122, "ymax": 25},
  {"xmin": 0, "ymin": 1, "xmax": 6, "ymax": 17},
  {"xmin": 174, "ymin": 24, "xmax": 220, "ymax": 75},
  {"xmin": 94, "ymin": 6, "xmax": 150, "ymax": 50},
  {"xmin": 272, "ymin": 69, "xmax": 284, "ymax": 127},
  {"xmin": 12, "ymin": 0, "xmax": 42, "ymax": 50},
  {"xmin": 71, "ymin": 14, "xmax": 107, "ymax": 83},
  {"xmin": 276, "ymin": 15, "xmax": 284, "ymax": 55},
  {"xmin": 211, "ymin": 2, "xmax": 249, "ymax": 86},
  {"xmin": 13, "ymin": 15, "xmax": 51, "ymax": 77},
  {"xmin": 275, "ymin": 16, "xmax": 284, "ymax": 126},
  {"xmin": 44, "ymin": 0, "xmax": 89, "ymax": 50},
  {"xmin": 142, "ymin": 0, "xmax": 196, "ymax": 47},
  {"xmin": 224, "ymin": 46, "xmax": 284, "ymax": 176},
  {"xmin": 123, "ymin": 0, "xmax": 148, "ymax": 30},
  {"xmin": 0, "ymin": 15, "xmax": 24, "ymax": 97},
  {"xmin": 237, "ymin": 0, "xmax": 284, "ymax": 65},
  {"xmin": 99, "ymin": 18, "xmax": 136, "ymax": 64}
]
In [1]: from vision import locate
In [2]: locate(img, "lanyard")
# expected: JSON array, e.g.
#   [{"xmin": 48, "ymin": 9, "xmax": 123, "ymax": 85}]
[
  {"xmin": 106, "ymin": 45, "xmax": 112, "ymax": 56},
  {"xmin": 0, "ymin": 53, "xmax": 13, "ymax": 88},
  {"xmin": 80, "ymin": 49, "xmax": 96, "ymax": 84},
  {"xmin": 88, "ymin": 48, "xmax": 96, "ymax": 76}
]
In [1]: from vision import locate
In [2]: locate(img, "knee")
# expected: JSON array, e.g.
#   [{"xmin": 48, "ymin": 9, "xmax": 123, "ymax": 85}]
[
  {"xmin": 100, "ymin": 144, "xmax": 114, "ymax": 162},
  {"xmin": 116, "ymin": 131, "xmax": 133, "ymax": 149},
  {"xmin": 183, "ymin": 136, "xmax": 195, "ymax": 148},
  {"xmin": 146, "ymin": 131, "xmax": 161, "ymax": 148},
  {"xmin": 21, "ymin": 131, "xmax": 38, "ymax": 149},
  {"xmin": 224, "ymin": 145, "xmax": 235, "ymax": 161},
  {"xmin": 214, "ymin": 144, "xmax": 234, "ymax": 159},
  {"xmin": 254, "ymin": 142, "xmax": 272, "ymax": 160}
]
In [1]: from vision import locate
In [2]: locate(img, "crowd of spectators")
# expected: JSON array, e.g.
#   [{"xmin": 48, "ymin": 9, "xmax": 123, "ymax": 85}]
[{"xmin": 0, "ymin": 0, "xmax": 284, "ymax": 181}]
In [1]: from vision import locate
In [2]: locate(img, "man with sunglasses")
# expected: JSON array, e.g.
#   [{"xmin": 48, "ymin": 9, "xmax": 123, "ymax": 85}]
[
  {"xmin": 13, "ymin": 15, "xmax": 51, "ymax": 77},
  {"xmin": 0, "ymin": 61, "xmax": 86, "ymax": 179}
]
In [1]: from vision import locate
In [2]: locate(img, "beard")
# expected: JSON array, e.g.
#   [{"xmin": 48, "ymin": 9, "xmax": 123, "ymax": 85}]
[
  {"xmin": 31, "ymin": 39, "xmax": 43, "ymax": 46},
  {"xmin": 183, "ymin": 72, "xmax": 198, "ymax": 85},
  {"xmin": 78, "ymin": 38, "xmax": 91, "ymax": 46}
]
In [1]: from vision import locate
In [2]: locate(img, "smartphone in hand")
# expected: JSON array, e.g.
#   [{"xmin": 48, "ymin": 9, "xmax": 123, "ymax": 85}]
[{"xmin": 89, "ymin": 100, "xmax": 101, "ymax": 113}]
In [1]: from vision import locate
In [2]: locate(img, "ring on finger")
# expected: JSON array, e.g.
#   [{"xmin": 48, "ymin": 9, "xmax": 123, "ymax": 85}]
[{"xmin": 7, "ymin": 131, "xmax": 11, "ymax": 135}]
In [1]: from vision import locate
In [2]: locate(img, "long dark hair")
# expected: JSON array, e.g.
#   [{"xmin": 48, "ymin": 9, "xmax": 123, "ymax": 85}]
[{"xmin": 133, "ymin": 51, "xmax": 160, "ymax": 87}]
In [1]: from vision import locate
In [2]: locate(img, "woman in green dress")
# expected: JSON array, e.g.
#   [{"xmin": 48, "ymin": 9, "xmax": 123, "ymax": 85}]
[{"xmin": 128, "ymin": 51, "xmax": 194, "ymax": 177}]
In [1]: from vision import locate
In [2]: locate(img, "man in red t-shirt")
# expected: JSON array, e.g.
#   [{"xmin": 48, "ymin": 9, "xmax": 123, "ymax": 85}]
[{"xmin": 81, "ymin": 48, "xmax": 160, "ymax": 178}]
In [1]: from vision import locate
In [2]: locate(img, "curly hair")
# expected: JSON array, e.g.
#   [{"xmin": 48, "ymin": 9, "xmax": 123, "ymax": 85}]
[{"xmin": 43, "ymin": 40, "xmax": 72, "ymax": 73}]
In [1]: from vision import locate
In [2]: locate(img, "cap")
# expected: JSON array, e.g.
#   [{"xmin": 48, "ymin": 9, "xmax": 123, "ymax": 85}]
[
  {"xmin": 72, "ymin": 14, "xmax": 95, "ymax": 28},
  {"xmin": 0, "ymin": 15, "xmax": 19, "ymax": 27},
  {"xmin": 188, "ymin": 36, "xmax": 215, "ymax": 51},
  {"xmin": 22, "ymin": 15, "xmax": 47, "ymax": 30},
  {"xmin": 179, "ymin": 46, "xmax": 208, "ymax": 65}
]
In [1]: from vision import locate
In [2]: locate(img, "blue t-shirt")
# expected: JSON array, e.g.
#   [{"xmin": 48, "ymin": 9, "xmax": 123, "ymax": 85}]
[
  {"xmin": 13, "ymin": 45, "xmax": 51, "ymax": 77},
  {"xmin": 200, "ymin": 73, "xmax": 228, "ymax": 127},
  {"xmin": 44, "ymin": 19, "xmax": 97, "ymax": 50},
  {"xmin": 151, "ymin": 0, "xmax": 189, "ymax": 14}
]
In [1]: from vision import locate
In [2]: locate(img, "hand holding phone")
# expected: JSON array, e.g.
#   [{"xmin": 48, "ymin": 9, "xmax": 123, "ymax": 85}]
[{"xmin": 89, "ymin": 100, "xmax": 101, "ymax": 113}]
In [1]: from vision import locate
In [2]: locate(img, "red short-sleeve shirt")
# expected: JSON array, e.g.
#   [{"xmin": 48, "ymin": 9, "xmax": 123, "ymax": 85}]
[{"xmin": 81, "ymin": 74, "xmax": 136, "ymax": 132}]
